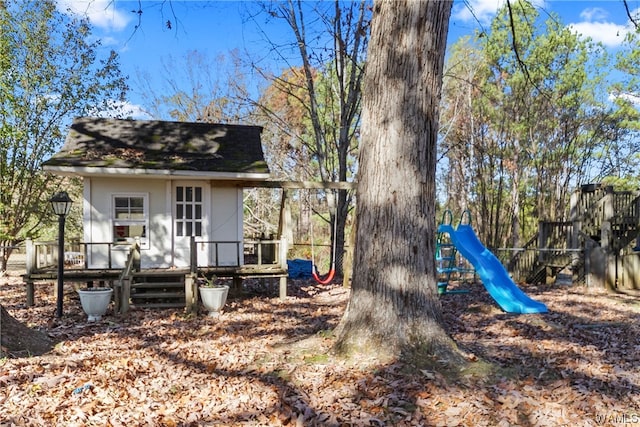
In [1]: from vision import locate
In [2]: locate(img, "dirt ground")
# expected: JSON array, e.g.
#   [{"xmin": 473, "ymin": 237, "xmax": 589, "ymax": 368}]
[{"xmin": 1, "ymin": 263, "xmax": 639, "ymax": 426}]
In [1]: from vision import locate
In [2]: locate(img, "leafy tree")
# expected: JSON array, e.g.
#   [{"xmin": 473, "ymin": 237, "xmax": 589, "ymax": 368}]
[
  {"xmin": 439, "ymin": 0, "xmax": 614, "ymax": 249},
  {"xmin": 438, "ymin": 36, "xmax": 486, "ymax": 219},
  {"xmin": 335, "ymin": 0, "xmax": 461, "ymax": 363},
  {"xmin": 0, "ymin": 0, "xmax": 128, "ymax": 273},
  {"xmin": 606, "ymin": 26, "xmax": 640, "ymax": 186}
]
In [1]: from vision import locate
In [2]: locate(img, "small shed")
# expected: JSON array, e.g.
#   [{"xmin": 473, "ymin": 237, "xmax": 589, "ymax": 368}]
[{"xmin": 42, "ymin": 117, "xmax": 271, "ymax": 270}]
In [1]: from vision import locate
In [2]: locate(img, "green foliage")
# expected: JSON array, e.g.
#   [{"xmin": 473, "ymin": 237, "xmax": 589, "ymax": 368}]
[
  {"xmin": 0, "ymin": 0, "xmax": 128, "ymax": 260},
  {"xmin": 439, "ymin": 0, "xmax": 619, "ymax": 247}
]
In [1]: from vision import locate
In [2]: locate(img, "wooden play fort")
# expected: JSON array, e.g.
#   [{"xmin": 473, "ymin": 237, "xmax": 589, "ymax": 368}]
[{"xmin": 508, "ymin": 183, "xmax": 640, "ymax": 290}]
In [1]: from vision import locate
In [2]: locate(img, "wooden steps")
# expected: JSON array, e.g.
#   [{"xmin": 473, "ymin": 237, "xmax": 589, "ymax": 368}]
[{"xmin": 130, "ymin": 271, "xmax": 186, "ymax": 308}]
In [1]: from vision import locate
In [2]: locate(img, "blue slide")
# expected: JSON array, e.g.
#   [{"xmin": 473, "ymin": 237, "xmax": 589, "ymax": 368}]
[{"xmin": 438, "ymin": 223, "xmax": 548, "ymax": 314}]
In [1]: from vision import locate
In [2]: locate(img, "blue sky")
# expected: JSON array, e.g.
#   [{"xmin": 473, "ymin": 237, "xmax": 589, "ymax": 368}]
[{"xmin": 55, "ymin": 0, "xmax": 640, "ymax": 119}]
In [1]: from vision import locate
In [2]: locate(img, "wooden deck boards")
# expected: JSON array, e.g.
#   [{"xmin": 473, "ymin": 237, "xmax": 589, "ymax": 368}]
[{"xmin": 22, "ymin": 264, "xmax": 289, "ymax": 308}]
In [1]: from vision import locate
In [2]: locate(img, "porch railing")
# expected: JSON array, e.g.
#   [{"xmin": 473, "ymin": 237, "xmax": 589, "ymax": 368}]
[
  {"xmin": 189, "ymin": 237, "xmax": 287, "ymax": 272},
  {"xmin": 25, "ymin": 237, "xmax": 288, "ymax": 275},
  {"xmin": 24, "ymin": 239, "xmax": 126, "ymax": 274}
]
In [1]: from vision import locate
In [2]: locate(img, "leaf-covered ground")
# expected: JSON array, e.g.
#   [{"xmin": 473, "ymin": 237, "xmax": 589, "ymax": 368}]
[{"xmin": 1, "ymin": 268, "xmax": 639, "ymax": 426}]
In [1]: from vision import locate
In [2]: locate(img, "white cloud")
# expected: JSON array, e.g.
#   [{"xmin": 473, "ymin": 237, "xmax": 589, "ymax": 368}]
[
  {"xmin": 90, "ymin": 100, "xmax": 152, "ymax": 120},
  {"xmin": 568, "ymin": 21, "xmax": 629, "ymax": 47},
  {"xmin": 56, "ymin": 0, "xmax": 131, "ymax": 32},
  {"xmin": 568, "ymin": 6, "xmax": 638, "ymax": 48},
  {"xmin": 611, "ymin": 91, "xmax": 640, "ymax": 106},
  {"xmin": 453, "ymin": 0, "xmax": 546, "ymax": 24},
  {"xmin": 453, "ymin": 0, "xmax": 504, "ymax": 24},
  {"xmin": 97, "ymin": 36, "xmax": 120, "ymax": 48},
  {"xmin": 579, "ymin": 7, "xmax": 609, "ymax": 22}
]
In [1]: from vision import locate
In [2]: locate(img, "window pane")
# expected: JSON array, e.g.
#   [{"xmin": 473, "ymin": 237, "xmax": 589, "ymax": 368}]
[
  {"xmin": 176, "ymin": 187, "xmax": 183, "ymax": 202},
  {"xmin": 115, "ymin": 198, "xmax": 128, "ymax": 219},
  {"xmin": 195, "ymin": 205, "xmax": 202, "ymax": 219},
  {"xmin": 195, "ymin": 222, "xmax": 202, "ymax": 236},
  {"xmin": 115, "ymin": 197, "xmax": 128, "ymax": 208},
  {"xmin": 129, "ymin": 224, "xmax": 146, "ymax": 238},
  {"xmin": 114, "ymin": 225, "xmax": 129, "ymax": 242},
  {"xmin": 186, "ymin": 222, "xmax": 192, "ymax": 236},
  {"xmin": 176, "ymin": 222, "xmax": 183, "ymax": 237},
  {"xmin": 130, "ymin": 197, "xmax": 144, "ymax": 219},
  {"xmin": 176, "ymin": 205, "xmax": 183, "ymax": 219},
  {"xmin": 186, "ymin": 187, "xmax": 193, "ymax": 202},
  {"xmin": 195, "ymin": 187, "xmax": 202, "ymax": 202},
  {"xmin": 113, "ymin": 225, "xmax": 147, "ymax": 242},
  {"xmin": 112, "ymin": 195, "xmax": 147, "ymax": 246}
]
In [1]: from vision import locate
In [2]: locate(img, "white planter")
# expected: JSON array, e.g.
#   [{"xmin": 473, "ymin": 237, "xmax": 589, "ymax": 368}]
[
  {"xmin": 77, "ymin": 288, "xmax": 113, "ymax": 322},
  {"xmin": 199, "ymin": 285, "xmax": 229, "ymax": 317}
]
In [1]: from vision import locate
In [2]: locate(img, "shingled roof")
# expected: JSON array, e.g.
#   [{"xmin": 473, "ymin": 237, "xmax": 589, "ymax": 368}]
[{"xmin": 42, "ymin": 117, "xmax": 270, "ymax": 178}]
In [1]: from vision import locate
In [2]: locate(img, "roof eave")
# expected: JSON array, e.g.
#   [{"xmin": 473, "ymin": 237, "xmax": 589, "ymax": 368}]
[{"xmin": 42, "ymin": 165, "xmax": 271, "ymax": 180}]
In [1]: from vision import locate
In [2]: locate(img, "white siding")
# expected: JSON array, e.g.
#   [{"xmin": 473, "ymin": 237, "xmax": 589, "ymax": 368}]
[
  {"xmin": 83, "ymin": 177, "xmax": 244, "ymax": 269},
  {"xmin": 85, "ymin": 178, "xmax": 170, "ymax": 269},
  {"xmin": 210, "ymin": 185, "xmax": 244, "ymax": 266}
]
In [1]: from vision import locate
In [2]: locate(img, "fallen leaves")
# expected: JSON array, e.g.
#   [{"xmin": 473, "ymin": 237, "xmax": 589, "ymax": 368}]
[{"xmin": 1, "ymin": 273, "xmax": 640, "ymax": 426}]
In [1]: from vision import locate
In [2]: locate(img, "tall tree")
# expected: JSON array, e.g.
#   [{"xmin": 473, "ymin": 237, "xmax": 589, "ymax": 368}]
[
  {"xmin": 438, "ymin": 37, "xmax": 486, "ymax": 218},
  {"xmin": 606, "ymin": 26, "xmax": 640, "ymax": 187},
  {"xmin": 439, "ymin": 1, "xmax": 613, "ymax": 249},
  {"xmin": 0, "ymin": 0, "xmax": 128, "ymax": 272},
  {"xmin": 335, "ymin": 0, "xmax": 461, "ymax": 362},
  {"xmin": 248, "ymin": 0, "xmax": 369, "ymax": 276}
]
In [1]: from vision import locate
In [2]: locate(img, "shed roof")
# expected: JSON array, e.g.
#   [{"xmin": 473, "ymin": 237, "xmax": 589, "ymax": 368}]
[{"xmin": 42, "ymin": 117, "xmax": 270, "ymax": 179}]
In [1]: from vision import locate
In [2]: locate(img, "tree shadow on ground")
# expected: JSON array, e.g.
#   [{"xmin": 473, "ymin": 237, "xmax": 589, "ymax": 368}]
[{"xmin": 2, "ymin": 276, "xmax": 639, "ymax": 425}]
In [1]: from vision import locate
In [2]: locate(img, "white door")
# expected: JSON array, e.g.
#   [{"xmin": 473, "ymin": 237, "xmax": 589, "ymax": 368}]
[{"xmin": 172, "ymin": 183, "xmax": 209, "ymax": 267}]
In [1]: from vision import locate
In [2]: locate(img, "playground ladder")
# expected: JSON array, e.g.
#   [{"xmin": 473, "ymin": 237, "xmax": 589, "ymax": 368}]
[{"xmin": 435, "ymin": 210, "xmax": 472, "ymax": 294}]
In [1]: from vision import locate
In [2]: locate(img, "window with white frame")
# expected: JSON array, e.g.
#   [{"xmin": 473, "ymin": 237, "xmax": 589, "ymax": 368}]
[
  {"xmin": 175, "ymin": 185, "xmax": 203, "ymax": 237},
  {"xmin": 112, "ymin": 194, "xmax": 148, "ymax": 248}
]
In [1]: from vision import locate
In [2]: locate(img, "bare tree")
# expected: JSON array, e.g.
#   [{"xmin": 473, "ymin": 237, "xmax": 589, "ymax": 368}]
[{"xmin": 247, "ymin": 0, "xmax": 369, "ymax": 276}]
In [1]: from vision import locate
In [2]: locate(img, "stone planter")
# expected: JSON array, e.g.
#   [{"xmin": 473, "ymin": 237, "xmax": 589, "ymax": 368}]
[
  {"xmin": 77, "ymin": 288, "xmax": 113, "ymax": 322},
  {"xmin": 199, "ymin": 285, "xmax": 229, "ymax": 317}
]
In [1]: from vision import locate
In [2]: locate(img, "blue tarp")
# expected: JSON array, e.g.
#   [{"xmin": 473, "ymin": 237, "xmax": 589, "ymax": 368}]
[{"xmin": 287, "ymin": 259, "xmax": 313, "ymax": 279}]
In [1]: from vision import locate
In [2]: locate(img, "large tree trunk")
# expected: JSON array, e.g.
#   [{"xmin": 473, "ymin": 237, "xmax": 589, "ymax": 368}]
[
  {"xmin": 1, "ymin": 305, "xmax": 53, "ymax": 357},
  {"xmin": 335, "ymin": 0, "xmax": 459, "ymax": 362}
]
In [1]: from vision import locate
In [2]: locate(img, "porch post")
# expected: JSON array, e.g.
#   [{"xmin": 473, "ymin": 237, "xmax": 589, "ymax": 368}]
[
  {"xmin": 190, "ymin": 236, "xmax": 197, "ymax": 274},
  {"xmin": 279, "ymin": 237, "xmax": 288, "ymax": 300},
  {"xmin": 120, "ymin": 277, "xmax": 130, "ymax": 314},
  {"xmin": 25, "ymin": 238, "xmax": 35, "ymax": 307},
  {"xmin": 185, "ymin": 272, "xmax": 198, "ymax": 314}
]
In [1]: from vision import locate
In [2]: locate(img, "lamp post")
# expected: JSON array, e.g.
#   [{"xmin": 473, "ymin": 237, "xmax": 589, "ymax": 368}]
[{"xmin": 49, "ymin": 191, "xmax": 73, "ymax": 318}]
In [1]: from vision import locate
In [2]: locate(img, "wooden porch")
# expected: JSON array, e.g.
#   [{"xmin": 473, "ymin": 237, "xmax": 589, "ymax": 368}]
[{"xmin": 22, "ymin": 236, "xmax": 289, "ymax": 313}]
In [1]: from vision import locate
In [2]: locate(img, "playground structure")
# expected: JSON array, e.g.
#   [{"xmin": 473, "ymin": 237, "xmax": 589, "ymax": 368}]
[
  {"xmin": 436, "ymin": 210, "xmax": 548, "ymax": 314},
  {"xmin": 506, "ymin": 183, "xmax": 640, "ymax": 290},
  {"xmin": 436, "ymin": 210, "xmax": 474, "ymax": 295}
]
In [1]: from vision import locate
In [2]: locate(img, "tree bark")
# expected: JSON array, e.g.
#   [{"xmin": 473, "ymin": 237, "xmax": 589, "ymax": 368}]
[
  {"xmin": 1, "ymin": 304, "xmax": 53, "ymax": 357},
  {"xmin": 335, "ymin": 0, "xmax": 459, "ymax": 363}
]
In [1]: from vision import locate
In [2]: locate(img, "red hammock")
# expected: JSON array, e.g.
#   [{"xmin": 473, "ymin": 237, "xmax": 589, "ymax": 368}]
[{"xmin": 310, "ymin": 206, "xmax": 338, "ymax": 285}]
